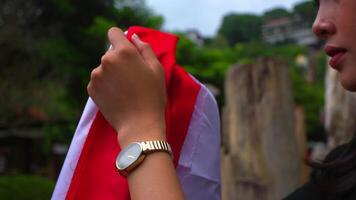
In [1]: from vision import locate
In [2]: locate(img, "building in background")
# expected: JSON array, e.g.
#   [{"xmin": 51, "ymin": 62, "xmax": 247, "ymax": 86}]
[
  {"xmin": 185, "ymin": 29, "xmax": 205, "ymax": 47},
  {"xmin": 262, "ymin": 16, "xmax": 319, "ymax": 47}
]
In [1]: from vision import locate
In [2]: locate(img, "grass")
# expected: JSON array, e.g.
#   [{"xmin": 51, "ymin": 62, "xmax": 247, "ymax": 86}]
[{"xmin": 0, "ymin": 174, "xmax": 55, "ymax": 200}]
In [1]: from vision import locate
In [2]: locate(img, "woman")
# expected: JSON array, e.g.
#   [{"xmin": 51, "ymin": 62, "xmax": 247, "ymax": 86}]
[
  {"xmin": 285, "ymin": 0, "xmax": 356, "ymax": 199},
  {"xmin": 88, "ymin": 0, "xmax": 356, "ymax": 199}
]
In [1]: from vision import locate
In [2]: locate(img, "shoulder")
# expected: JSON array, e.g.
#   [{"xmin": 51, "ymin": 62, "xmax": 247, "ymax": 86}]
[
  {"xmin": 283, "ymin": 181, "xmax": 322, "ymax": 200},
  {"xmin": 283, "ymin": 143, "xmax": 352, "ymax": 200},
  {"xmin": 324, "ymin": 143, "xmax": 350, "ymax": 163}
]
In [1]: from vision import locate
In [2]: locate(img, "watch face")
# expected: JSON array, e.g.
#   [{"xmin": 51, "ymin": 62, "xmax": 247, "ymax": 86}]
[{"xmin": 116, "ymin": 143, "xmax": 143, "ymax": 170}]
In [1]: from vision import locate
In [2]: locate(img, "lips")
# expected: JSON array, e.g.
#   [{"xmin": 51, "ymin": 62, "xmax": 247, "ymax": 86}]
[{"xmin": 324, "ymin": 46, "xmax": 347, "ymax": 69}]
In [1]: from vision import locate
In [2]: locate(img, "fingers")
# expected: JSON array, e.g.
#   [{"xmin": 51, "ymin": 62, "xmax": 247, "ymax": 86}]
[
  {"xmin": 106, "ymin": 27, "xmax": 161, "ymax": 75},
  {"xmin": 87, "ymin": 66, "xmax": 102, "ymax": 98},
  {"xmin": 108, "ymin": 27, "xmax": 131, "ymax": 49},
  {"xmin": 131, "ymin": 33, "xmax": 159, "ymax": 67}
]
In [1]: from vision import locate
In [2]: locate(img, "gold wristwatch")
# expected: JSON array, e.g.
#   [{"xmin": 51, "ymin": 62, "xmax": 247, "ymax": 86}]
[{"xmin": 115, "ymin": 140, "xmax": 172, "ymax": 176}]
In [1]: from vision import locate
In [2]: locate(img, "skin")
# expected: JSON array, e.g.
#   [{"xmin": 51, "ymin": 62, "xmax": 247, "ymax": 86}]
[
  {"xmin": 313, "ymin": 0, "xmax": 356, "ymax": 91},
  {"xmin": 87, "ymin": 27, "xmax": 184, "ymax": 200}
]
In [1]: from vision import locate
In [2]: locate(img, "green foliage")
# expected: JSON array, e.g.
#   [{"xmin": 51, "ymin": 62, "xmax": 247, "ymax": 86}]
[
  {"xmin": 218, "ymin": 14, "xmax": 262, "ymax": 46},
  {"xmin": 204, "ymin": 35, "xmax": 229, "ymax": 49},
  {"xmin": 178, "ymin": 34, "xmax": 309, "ymax": 86},
  {"xmin": 51, "ymin": 0, "xmax": 74, "ymax": 13},
  {"xmin": 114, "ymin": 0, "xmax": 163, "ymax": 29},
  {"xmin": 263, "ymin": 7, "xmax": 291, "ymax": 21},
  {"xmin": 37, "ymin": 38, "xmax": 80, "ymax": 70},
  {"xmin": 0, "ymin": 0, "xmax": 163, "ymax": 147},
  {"xmin": 290, "ymin": 66, "xmax": 324, "ymax": 138},
  {"xmin": 175, "ymin": 33, "xmax": 202, "ymax": 66},
  {"xmin": 315, "ymin": 53, "xmax": 327, "ymax": 88},
  {"xmin": 42, "ymin": 122, "xmax": 76, "ymax": 154},
  {"xmin": 144, "ymin": 15, "xmax": 164, "ymax": 29},
  {"xmin": 0, "ymin": 175, "xmax": 55, "ymax": 200},
  {"xmin": 232, "ymin": 42, "xmax": 308, "ymax": 65},
  {"xmin": 176, "ymin": 33, "xmax": 234, "ymax": 84},
  {"xmin": 293, "ymin": 0, "xmax": 318, "ymax": 26},
  {"xmin": 85, "ymin": 16, "xmax": 117, "ymax": 39}
]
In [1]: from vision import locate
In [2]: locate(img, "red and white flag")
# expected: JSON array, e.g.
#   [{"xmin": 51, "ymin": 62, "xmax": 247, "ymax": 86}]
[{"xmin": 52, "ymin": 26, "xmax": 221, "ymax": 200}]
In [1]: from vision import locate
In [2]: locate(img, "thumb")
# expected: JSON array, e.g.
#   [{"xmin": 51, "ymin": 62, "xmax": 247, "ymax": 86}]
[{"xmin": 131, "ymin": 33, "xmax": 159, "ymax": 66}]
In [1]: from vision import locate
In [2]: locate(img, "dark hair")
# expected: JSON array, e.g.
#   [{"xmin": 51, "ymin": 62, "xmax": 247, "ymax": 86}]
[{"xmin": 309, "ymin": 136, "xmax": 356, "ymax": 195}]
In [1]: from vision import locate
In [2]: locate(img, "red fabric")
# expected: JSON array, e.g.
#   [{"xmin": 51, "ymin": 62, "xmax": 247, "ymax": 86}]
[{"xmin": 66, "ymin": 26, "xmax": 201, "ymax": 200}]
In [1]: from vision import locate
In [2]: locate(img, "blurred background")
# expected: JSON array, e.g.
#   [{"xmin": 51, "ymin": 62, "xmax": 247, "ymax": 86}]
[{"xmin": 1, "ymin": 0, "xmax": 354, "ymax": 199}]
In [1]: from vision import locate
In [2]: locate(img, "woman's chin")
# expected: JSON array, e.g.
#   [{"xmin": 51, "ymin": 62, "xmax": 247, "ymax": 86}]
[{"xmin": 340, "ymin": 76, "xmax": 356, "ymax": 92}]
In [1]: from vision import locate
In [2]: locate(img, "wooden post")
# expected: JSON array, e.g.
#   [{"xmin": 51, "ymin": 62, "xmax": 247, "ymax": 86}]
[{"xmin": 222, "ymin": 58, "xmax": 301, "ymax": 200}]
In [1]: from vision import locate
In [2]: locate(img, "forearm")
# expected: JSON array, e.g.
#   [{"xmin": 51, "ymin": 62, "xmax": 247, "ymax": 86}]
[
  {"xmin": 127, "ymin": 151, "xmax": 185, "ymax": 200},
  {"xmin": 119, "ymin": 128, "xmax": 185, "ymax": 200}
]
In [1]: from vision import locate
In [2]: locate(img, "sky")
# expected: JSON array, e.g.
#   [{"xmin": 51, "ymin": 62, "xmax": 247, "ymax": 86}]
[{"xmin": 146, "ymin": 0, "xmax": 306, "ymax": 37}]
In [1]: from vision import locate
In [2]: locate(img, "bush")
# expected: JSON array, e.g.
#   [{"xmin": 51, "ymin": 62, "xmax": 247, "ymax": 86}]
[{"xmin": 0, "ymin": 175, "xmax": 55, "ymax": 200}]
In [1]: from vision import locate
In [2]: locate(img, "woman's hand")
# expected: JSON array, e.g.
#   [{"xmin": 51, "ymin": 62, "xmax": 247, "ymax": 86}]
[
  {"xmin": 87, "ymin": 27, "xmax": 166, "ymax": 148},
  {"xmin": 87, "ymin": 27, "xmax": 185, "ymax": 200}
]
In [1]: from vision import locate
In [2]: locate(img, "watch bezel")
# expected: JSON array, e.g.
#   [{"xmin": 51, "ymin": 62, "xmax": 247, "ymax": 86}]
[
  {"xmin": 115, "ymin": 142, "xmax": 145, "ymax": 176},
  {"xmin": 115, "ymin": 140, "xmax": 172, "ymax": 176}
]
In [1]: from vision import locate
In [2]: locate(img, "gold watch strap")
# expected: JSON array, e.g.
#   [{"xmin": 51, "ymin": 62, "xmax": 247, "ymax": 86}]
[{"xmin": 140, "ymin": 140, "xmax": 173, "ymax": 156}]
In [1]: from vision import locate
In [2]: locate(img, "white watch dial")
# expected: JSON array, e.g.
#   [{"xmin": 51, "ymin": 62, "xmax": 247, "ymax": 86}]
[{"xmin": 116, "ymin": 143, "xmax": 143, "ymax": 170}]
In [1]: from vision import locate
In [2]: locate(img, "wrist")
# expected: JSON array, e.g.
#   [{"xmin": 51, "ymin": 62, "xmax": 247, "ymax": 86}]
[{"xmin": 117, "ymin": 121, "xmax": 166, "ymax": 148}]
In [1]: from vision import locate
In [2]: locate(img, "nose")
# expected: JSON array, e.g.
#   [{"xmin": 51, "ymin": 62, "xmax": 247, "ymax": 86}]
[{"xmin": 312, "ymin": 17, "xmax": 336, "ymax": 40}]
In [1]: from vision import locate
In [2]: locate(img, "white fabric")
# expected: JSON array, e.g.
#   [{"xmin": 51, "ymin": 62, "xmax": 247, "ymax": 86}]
[
  {"xmin": 52, "ymin": 99, "xmax": 97, "ymax": 199},
  {"xmin": 177, "ymin": 83, "xmax": 221, "ymax": 200}
]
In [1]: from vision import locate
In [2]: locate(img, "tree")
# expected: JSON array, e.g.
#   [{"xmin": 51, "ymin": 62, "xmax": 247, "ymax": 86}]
[
  {"xmin": 0, "ymin": 0, "xmax": 163, "ymax": 143},
  {"xmin": 114, "ymin": 0, "xmax": 163, "ymax": 29},
  {"xmin": 293, "ymin": 0, "xmax": 318, "ymax": 26},
  {"xmin": 218, "ymin": 14, "xmax": 262, "ymax": 46},
  {"xmin": 263, "ymin": 7, "xmax": 291, "ymax": 22}
]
